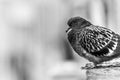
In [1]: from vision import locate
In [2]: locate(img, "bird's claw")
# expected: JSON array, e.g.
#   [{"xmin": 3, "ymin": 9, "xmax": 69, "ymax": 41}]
[{"xmin": 82, "ymin": 63, "xmax": 95, "ymax": 69}]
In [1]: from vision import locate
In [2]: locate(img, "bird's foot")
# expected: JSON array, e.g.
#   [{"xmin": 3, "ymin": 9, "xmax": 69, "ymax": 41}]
[{"xmin": 82, "ymin": 63, "xmax": 95, "ymax": 69}]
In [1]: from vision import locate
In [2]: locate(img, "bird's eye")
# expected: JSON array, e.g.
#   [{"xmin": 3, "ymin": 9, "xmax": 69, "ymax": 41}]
[
  {"xmin": 69, "ymin": 22, "xmax": 73, "ymax": 27},
  {"xmin": 69, "ymin": 21, "xmax": 76, "ymax": 27}
]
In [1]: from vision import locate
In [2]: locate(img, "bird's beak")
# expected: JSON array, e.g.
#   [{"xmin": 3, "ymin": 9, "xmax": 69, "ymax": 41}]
[{"xmin": 66, "ymin": 27, "xmax": 72, "ymax": 33}]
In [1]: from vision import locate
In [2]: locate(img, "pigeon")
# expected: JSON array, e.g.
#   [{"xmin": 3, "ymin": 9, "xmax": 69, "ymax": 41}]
[{"xmin": 66, "ymin": 17, "xmax": 120, "ymax": 68}]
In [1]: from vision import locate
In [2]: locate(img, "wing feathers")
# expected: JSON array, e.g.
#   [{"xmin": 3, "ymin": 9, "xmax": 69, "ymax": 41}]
[{"xmin": 78, "ymin": 25, "xmax": 118, "ymax": 57}]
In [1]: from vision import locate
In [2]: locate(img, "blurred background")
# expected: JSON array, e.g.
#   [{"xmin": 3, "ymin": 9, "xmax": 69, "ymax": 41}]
[{"xmin": 0, "ymin": 0, "xmax": 120, "ymax": 80}]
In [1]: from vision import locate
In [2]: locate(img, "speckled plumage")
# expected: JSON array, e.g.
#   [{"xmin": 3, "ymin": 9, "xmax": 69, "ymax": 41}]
[{"xmin": 66, "ymin": 17, "xmax": 120, "ymax": 66}]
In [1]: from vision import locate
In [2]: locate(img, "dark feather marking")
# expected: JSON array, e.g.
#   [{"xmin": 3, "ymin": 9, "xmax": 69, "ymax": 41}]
[
  {"xmin": 101, "ymin": 42, "xmax": 105, "ymax": 45},
  {"xmin": 101, "ymin": 33, "xmax": 108, "ymax": 38},
  {"xmin": 106, "ymin": 41, "xmax": 115, "ymax": 50},
  {"xmin": 90, "ymin": 47, "xmax": 109, "ymax": 57},
  {"xmin": 112, "ymin": 38, "xmax": 117, "ymax": 42},
  {"xmin": 105, "ymin": 39, "xmax": 109, "ymax": 43},
  {"xmin": 90, "ymin": 40, "xmax": 116, "ymax": 57}
]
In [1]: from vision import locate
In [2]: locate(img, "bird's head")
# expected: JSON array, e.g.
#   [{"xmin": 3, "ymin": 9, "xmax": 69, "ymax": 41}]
[{"xmin": 66, "ymin": 17, "xmax": 92, "ymax": 33}]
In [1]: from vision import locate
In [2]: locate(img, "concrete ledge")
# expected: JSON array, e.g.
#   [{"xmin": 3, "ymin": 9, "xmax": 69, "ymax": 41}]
[{"xmin": 86, "ymin": 67, "xmax": 120, "ymax": 80}]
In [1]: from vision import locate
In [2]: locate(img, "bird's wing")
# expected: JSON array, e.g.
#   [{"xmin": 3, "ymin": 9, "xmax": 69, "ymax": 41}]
[{"xmin": 78, "ymin": 25, "xmax": 118, "ymax": 57}]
